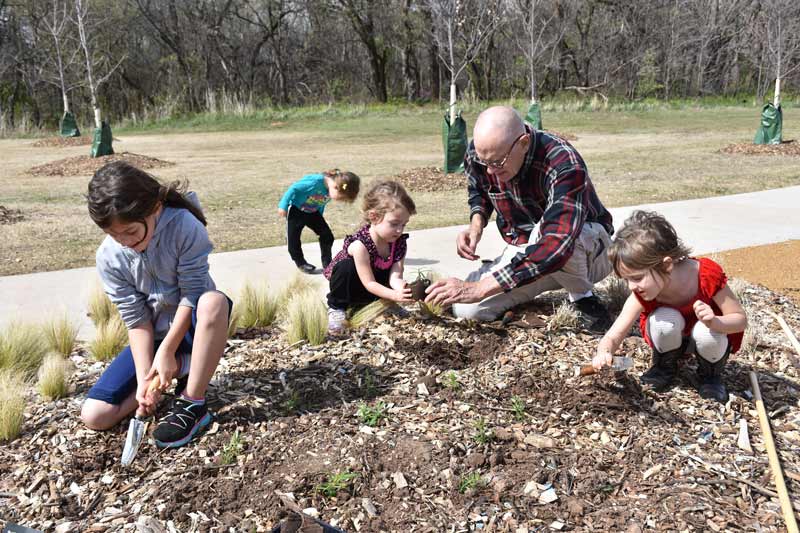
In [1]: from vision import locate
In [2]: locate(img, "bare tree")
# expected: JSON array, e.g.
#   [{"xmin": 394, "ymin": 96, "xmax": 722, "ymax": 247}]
[
  {"xmin": 510, "ymin": 0, "xmax": 560, "ymax": 106},
  {"xmin": 758, "ymin": 0, "xmax": 800, "ymax": 107},
  {"xmin": 38, "ymin": 0, "xmax": 83, "ymax": 116},
  {"xmin": 73, "ymin": 0, "xmax": 124, "ymax": 129},
  {"xmin": 423, "ymin": 0, "xmax": 503, "ymax": 124}
]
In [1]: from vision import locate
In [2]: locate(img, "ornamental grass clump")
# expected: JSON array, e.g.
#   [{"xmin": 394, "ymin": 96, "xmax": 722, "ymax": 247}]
[
  {"xmin": 285, "ymin": 292, "xmax": 328, "ymax": 346},
  {"xmin": 548, "ymin": 301, "xmax": 580, "ymax": 331},
  {"xmin": 417, "ymin": 270, "xmax": 445, "ymax": 317},
  {"xmin": 0, "ymin": 369, "xmax": 26, "ymax": 442},
  {"xmin": 87, "ymin": 282, "xmax": 117, "ymax": 327},
  {"xmin": 237, "ymin": 281, "xmax": 278, "ymax": 329},
  {"xmin": 43, "ymin": 314, "xmax": 78, "ymax": 357},
  {"xmin": 276, "ymin": 272, "xmax": 319, "ymax": 313},
  {"xmin": 89, "ymin": 315, "xmax": 127, "ymax": 362},
  {"xmin": 38, "ymin": 353, "xmax": 72, "ymax": 400},
  {"xmin": 348, "ymin": 299, "xmax": 391, "ymax": 329},
  {"xmin": 0, "ymin": 322, "xmax": 48, "ymax": 377}
]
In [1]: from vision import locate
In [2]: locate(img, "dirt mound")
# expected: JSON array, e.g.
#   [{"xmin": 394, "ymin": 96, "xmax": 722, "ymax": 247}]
[
  {"xmin": 0, "ymin": 205, "xmax": 23, "ymax": 225},
  {"xmin": 720, "ymin": 140, "xmax": 800, "ymax": 156},
  {"xmin": 27, "ymin": 152, "xmax": 174, "ymax": 177},
  {"xmin": 30, "ymin": 135, "xmax": 94, "ymax": 148},
  {"xmin": 389, "ymin": 166, "xmax": 466, "ymax": 192}
]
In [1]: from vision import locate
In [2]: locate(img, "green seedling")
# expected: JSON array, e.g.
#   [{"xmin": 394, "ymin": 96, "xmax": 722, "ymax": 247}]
[
  {"xmin": 220, "ymin": 430, "xmax": 243, "ymax": 465},
  {"xmin": 444, "ymin": 371, "xmax": 460, "ymax": 391},
  {"xmin": 473, "ymin": 417, "xmax": 494, "ymax": 445},
  {"xmin": 459, "ymin": 471, "xmax": 484, "ymax": 494},
  {"xmin": 510, "ymin": 396, "xmax": 526, "ymax": 421},
  {"xmin": 281, "ymin": 390, "xmax": 301, "ymax": 414},
  {"xmin": 357, "ymin": 401, "xmax": 387, "ymax": 427},
  {"xmin": 316, "ymin": 471, "xmax": 358, "ymax": 498}
]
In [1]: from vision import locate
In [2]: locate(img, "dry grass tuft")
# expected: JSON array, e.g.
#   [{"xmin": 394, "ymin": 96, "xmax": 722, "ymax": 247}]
[
  {"xmin": 727, "ymin": 277, "xmax": 751, "ymax": 308},
  {"xmin": 276, "ymin": 272, "xmax": 320, "ymax": 313},
  {"xmin": 43, "ymin": 314, "xmax": 78, "ymax": 357},
  {"xmin": 349, "ymin": 299, "xmax": 392, "ymax": 329},
  {"xmin": 285, "ymin": 292, "xmax": 328, "ymax": 346},
  {"xmin": 237, "ymin": 281, "xmax": 278, "ymax": 329},
  {"xmin": 597, "ymin": 275, "xmax": 631, "ymax": 315},
  {"xmin": 0, "ymin": 322, "xmax": 48, "ymax": 377},
  {"xmin": 548, "ymin": 301, "xmax": 580, "ymax": 331},
  {"xmin": 0, "ymin": 369, "xmax": 26, "ymax": 441},
  {"xmin": 89, "ymin": 315, "xmax": 128, "ymax": 362},
  {"xmin": 87, "ymin": 282, "xmax": 118, "ymax": 327},
  {"xmin": 38, "ymin": 353, "xmax": 72, "ymax": 400},
  {"xmin": 416, "ymin": 270, "xmax": 445, "ymax": 317}
]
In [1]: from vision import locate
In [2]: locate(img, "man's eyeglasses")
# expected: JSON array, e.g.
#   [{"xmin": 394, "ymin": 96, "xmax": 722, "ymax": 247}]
[{"xmin": 474, "ymin": 133, "xmax": 528, "ymax": 169}]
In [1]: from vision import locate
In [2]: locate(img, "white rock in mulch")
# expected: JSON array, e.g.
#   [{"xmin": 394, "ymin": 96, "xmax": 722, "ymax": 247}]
[
  {"xmin": 539, "ymin": 487, "xmax": 558, "ymax": 504},
  {"xmin": 392, "ymin": 471, "xmax": 409, "ymax": 489}
]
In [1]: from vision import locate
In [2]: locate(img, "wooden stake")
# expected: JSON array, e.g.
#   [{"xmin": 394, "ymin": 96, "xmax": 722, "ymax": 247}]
[
  {"xmin": 749, "ymin": 371, "xmax": 799, "ymax": 533},
  {"xmin": 765, "ymin": 309, "xmax": 800, "ymax": 360}
]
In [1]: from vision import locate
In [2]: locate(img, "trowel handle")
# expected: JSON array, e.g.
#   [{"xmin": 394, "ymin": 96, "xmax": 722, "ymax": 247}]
[{"xmin": 579, "ymin": 364, "xmax": 598, "ymax": 377}]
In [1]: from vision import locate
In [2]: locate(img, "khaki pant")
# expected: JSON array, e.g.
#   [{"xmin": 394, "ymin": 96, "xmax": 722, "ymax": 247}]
[{"xmin": 453, "ymin": 222, "xmax": 612, "ymax": 321}]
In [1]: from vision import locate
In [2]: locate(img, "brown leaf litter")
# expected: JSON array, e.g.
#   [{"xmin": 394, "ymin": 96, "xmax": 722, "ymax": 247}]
[
  {"xmin": 388, "ymin": 166, "xmax": 466, "ymax": 193},
  {"xmin": 720, "ymin": 140, "xmax": 800, "ymax": 156},
  {"xmin": 1, "ymin": 282, "xmax": 799, "ymax": 532},
  {"xmin": 27, "ymin": 152, "xmax": 175, "ymax": 177}
]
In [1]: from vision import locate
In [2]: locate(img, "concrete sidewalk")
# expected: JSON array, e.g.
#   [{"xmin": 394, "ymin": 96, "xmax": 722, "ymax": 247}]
[{"xmin": 2, "ymin": 186, "xmax": 799, "ymax": 339}]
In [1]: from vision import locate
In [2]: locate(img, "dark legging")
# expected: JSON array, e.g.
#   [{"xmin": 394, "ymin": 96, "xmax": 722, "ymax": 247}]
[
  {"xmin": 327, "ymin": 256, "xmax": 391, "ymax": 310},
  {"xmin": 287, "ymin": 207, "xmax": 334, "ymax": 267}
]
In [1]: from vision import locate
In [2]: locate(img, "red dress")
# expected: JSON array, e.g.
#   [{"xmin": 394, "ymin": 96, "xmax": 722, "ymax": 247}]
[{"xmin": 634, "ymin": 258, "xmax": 743, "ymax": 353}]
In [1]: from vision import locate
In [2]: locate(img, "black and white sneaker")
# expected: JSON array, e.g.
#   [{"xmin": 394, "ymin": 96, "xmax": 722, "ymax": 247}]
[
  {"xmin": 297, "ymin": 262, "xmax": 317, "ymax": 274},
  {"xmin": 153, "ymin": 396, "xmax": 212, "ymax": 448}
]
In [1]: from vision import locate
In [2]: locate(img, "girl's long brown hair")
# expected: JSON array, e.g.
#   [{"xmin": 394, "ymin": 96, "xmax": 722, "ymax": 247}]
[
  {"xmin": 609, "ymin": 210, "xmax": 691, "ymax": 277},
  {"xmin": 87, "ymin": 161, "xmax": 206, "ymax": 228}
]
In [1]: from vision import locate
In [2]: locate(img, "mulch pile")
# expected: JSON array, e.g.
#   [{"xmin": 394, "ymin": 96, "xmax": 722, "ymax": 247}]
[
  {"xmin": 31, "ymin": 136, "xmax": 94, "ymax": 148},
  {"xmin": 27, "ymin": 152, "xmax": 175, "ymax": 177},
  {"xmin": 720, "ymin": 140, "xmax": 800, "ymax": 156},
  {"xmin": 389, "ymin": 166, "xmax": 466, "ymax": 192},
  {"xmin": 0, "ymin": 205, "xmax": 24, "ymax": 225},
  {"xmin": 1, "ymin": 282, "xmax": 799, "ymax": 532}
]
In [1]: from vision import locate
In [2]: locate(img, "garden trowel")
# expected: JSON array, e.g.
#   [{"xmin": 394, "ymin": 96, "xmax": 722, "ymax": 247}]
[
  {"xmin": 121, "ymin": 375, "xmax": 161, "ymax": 467},
  {"xmin": 579, "ymin": 355, "xmax": 633, "ymax": 377}
]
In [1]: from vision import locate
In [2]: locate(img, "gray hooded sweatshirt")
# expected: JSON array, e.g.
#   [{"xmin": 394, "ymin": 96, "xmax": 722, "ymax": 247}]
[{"xmin": 95, "ymin": 196, "xmax": 216, "ymax": 339}]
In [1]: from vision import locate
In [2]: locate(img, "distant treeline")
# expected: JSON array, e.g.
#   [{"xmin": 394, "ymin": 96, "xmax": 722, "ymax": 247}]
[{"xmin": 1, "ymin": 0, "xmax": 798, "ymax": 131}]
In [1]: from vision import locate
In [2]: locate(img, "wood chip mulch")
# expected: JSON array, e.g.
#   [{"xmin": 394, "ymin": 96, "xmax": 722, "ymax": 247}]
[
  {"xmin": 720, "ymin": 140, "xmax": 800, "ymax": 156},
  {"xmin": 1, "ymin": 281, "xmax": 799, "ymax": 532},
  {"xmin": 0, "ymin": 205, "xmax": 24, "ymax": 225},
  {"xmin": 389, "ymin": 166, "xmax": 467, "ymax": 192},
  {"xmin": 26, "ymin": 152, "xmax": 175, "ymax": 177},
  {"xmin": 30, "ymin": 136, "xmax": 94, "ymax": 148}
]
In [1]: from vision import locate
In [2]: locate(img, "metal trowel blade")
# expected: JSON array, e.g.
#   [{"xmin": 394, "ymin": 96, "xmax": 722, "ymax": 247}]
[
  {"xmin": 611, "ymin": 356, "xmax": 633, "ymax": 371},
  {"xmin": 121, "ymin": 416, "xmax": 147, "ymax": 467}
]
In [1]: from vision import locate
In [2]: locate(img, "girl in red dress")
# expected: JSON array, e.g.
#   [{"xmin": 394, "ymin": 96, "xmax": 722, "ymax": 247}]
[{"xmin": 593, "ymin": 210, "xmax": 747, "ymax": 402}]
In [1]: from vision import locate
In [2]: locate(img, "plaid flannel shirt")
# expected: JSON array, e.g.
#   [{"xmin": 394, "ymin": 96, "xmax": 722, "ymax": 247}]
[{"xmin": 466, "ymin": 126, "xmax": 613, "ymax": 291}]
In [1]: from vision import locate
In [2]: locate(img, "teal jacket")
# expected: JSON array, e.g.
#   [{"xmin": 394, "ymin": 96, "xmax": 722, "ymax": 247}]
[{"xmin": 278, "ymin": 173, "xmax": 331, "ymax": 214}]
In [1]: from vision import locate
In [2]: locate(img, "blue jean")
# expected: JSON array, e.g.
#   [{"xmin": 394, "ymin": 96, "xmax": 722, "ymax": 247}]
[{"xmin": 86, "ymin": 294, "xmax": 232, "ymax": 405}]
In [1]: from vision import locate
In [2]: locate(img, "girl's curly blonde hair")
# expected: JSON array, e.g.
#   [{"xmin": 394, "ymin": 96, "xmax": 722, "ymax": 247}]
[
  {"xmin": 361, "ymin": 180, "xmax": 416, "ymax": 224},
  {"xmin": 323, "ymin": 169, "xmax": 360, "ymax": 202}
]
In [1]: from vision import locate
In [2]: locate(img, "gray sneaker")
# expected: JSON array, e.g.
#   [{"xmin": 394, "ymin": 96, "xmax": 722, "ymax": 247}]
[{"xmin": 327, "ymin": 308, "xmax": 347, "ymax": 335}]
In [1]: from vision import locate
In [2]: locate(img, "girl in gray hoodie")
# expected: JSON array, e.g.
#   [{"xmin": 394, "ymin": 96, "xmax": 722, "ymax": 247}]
[{"xmin": 81, "ymin": 161, "xmax": 232, "ymax": 449}]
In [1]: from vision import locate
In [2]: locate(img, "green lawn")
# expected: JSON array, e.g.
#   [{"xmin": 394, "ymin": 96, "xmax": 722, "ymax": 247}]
[{"xmin": 1, "ymin": 103, "xmax": 798, "ymax": 276}]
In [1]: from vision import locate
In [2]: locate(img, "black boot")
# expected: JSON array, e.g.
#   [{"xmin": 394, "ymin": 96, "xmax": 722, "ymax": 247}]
[
  {"xmin": 640, "ymin": 345, "xmax": 683, "ymax": 391},
  {"xmin": 697, "ymin": 349, "xmax": 730, "ymax": 403}
]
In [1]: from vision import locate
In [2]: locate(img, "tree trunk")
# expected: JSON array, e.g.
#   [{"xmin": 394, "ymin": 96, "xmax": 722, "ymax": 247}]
[
  {"xmin": 774, "ymin": 77, "xmax": 781, "ymax": 108},
  {"xmin": 449, "ymin": 81, "xmax": 456, "ymax": 125}
]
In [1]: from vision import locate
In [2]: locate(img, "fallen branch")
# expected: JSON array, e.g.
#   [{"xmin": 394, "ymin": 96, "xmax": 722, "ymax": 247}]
[{"xmin": 765, "ymin": 310, "xmax": 800, "ymax": 367}]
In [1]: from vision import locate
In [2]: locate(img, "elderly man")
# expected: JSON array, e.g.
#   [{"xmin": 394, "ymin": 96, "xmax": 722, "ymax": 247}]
[{"xmin": 425, "ymin": 106, "xmax": 614, "ymax": 330}]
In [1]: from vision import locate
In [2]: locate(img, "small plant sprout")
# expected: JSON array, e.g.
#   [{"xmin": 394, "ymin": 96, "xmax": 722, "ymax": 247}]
[
  {"xmin": 357, "ymin": 401, "xmax": 388, "ymax": 427},
  {"xmin": 38, "ymin": 353, "xmax": 72, "ymax": 400},
  {"xmin": 444, "ymin": 371, "xmax": 460, "ymax": 391},
  {"xmin": 348, "ymin": 299, "xmax": 391, "ymax": 329},
  {"xmin": 43, "ymin": 314, "xmax": 78, "ymax": 357},
  {"xmin": 0, "ymin": 370, "xmax": 26, "ymax": 442},
  {"xmin": 89, "ymin": 315, "xmax": 128, "ymax": 362},
  {"xmin": 0, "ymin": 322, "xmax": 48, "ymax": 377},
  {"xmin": 416, "ymin": 270, "xmax": 445, "ymax": 317},
  {"xmin": 285, "ymin": 292, "xmax": 327, "ymax": 345},
  {"xmin": 458, "ymin": 471, "xmax": 484, "ymax": 494},
  {"xmin": 473, "ymin": 417, "xmax": 494, "ymax": 445},
  {"xmin": 510, "ymin": 396, "xmax": 526, "ymax": 421},
  {"xmin": 87, "ymin": 281, "xmax": 117, "ymax": 327},
  {"xmin": 281, "ymin": 390, "xmax": 301, "ymax": 414},
  {"xmin": 237, "ymin": 281, "xmax": 278, "ymax": 329},
  {"xmin": 316, "ymin": 471, "xmax": 358, "ymax": 498},
  {"xmin": 220, "ymin": 430, "xmax": 243, "ymax": 465},
  {"xmin": 548, "ymin": 301, "xmax": 580, "ymax": 331}
]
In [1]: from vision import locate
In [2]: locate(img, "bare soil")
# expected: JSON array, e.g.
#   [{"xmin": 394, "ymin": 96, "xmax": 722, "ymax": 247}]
[
  {"xmin": 715, "ymin": 240, "xmax": 800, "ymax": 305},
  {"xmin": 389, "ymin": 166, "xmax": 466, "ymax": 192},
  {"xmin": 720, "ymin": 140, "xmax": 800, "ymax": 156},
  {"xmin": 1, "ymin": 280, "xmax": 799, "ymax": 532},
  {"xmin": 26, "ymin": 152, "xmax": 174, "ymax": 177}
]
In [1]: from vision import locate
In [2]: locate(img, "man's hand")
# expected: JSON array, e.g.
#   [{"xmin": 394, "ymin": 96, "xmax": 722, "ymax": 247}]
[
  {"xmin": 425, "ymin": 277, "xmax": 482, "ymax": 307},
  {"xmin": 693, "ymin": 300, "xmax": 716, "ymax": 327},
  {"xmin": 278, "ymin": 208, "xmax": 287, "ymax": 218},
  {"xmin": 456, "ymin": 220, "xmax": 483, "ymax": 260}
]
